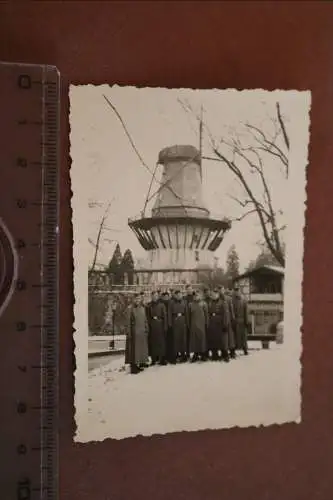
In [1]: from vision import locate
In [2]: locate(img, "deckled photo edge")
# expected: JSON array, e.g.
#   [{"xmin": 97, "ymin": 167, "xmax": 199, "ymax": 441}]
[{"xmin": 70, "ymin": 86, "xmax": 311, "ymax": 442}]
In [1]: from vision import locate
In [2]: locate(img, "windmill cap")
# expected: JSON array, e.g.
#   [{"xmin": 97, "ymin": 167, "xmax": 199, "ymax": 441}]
[{"xmin": 158, "ymin": 145, "xmax": 201, "ymax": 165}]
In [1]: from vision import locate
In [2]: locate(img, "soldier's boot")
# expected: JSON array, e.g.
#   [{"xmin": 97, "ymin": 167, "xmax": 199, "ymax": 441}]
[
  {"xmin": 212, "ymin": 350, "xmax": 218, "ymax": 361},
  {"xmin": 230, "ymin": 348, "xmax": 236, "ymax": 359},
  {"xmin": 180, "ymin": 353, "xmax": 187, "ymax": 363},
  {"xmin": 243, "ymin": 345, "xmax": 249, "ymax": 355},
  {"xmin": 200, "ymin": 352, "xmax": 207, "ymax": 361},
  {"xmin": 130, "ymin": 364, "xmax": 141, "ymax": 374},
  {"xmin": 222, "ymin": 350, "xmax": 230, "ymax": 362},
  {"xmin": 191, "ymin": 353, "xmax": 198, "ymax": 363},
  {"xmin": 160, "ymin": 357, "xmax": 167, "ymax": 366}
]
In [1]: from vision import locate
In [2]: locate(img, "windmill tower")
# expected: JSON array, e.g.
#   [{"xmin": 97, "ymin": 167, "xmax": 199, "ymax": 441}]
[{"xmin": 128, "ymin": 143, "xmax": 231, "ymax": 287}]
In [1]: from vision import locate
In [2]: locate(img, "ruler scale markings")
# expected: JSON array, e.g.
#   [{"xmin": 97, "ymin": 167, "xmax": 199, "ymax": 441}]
[{"xmin": 0, "ymin": 63, "xmax": 60, "ymax": 500}]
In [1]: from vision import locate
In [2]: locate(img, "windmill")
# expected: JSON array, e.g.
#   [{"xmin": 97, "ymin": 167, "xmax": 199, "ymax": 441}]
[{"xmin": 103, "ymin": 95, "xmax": 231, "ymax": 287}]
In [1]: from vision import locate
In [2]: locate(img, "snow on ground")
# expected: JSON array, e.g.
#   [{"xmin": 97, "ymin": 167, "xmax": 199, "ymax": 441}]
[{"xmin": 79, "ymin": 343, "xmax": 300, "ymax": 441}]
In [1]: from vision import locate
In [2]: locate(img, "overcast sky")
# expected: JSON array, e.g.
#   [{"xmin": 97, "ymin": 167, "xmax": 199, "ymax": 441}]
[{"xmin": 70, "ymin": 85, "xmax": 302, "ymax": 272}]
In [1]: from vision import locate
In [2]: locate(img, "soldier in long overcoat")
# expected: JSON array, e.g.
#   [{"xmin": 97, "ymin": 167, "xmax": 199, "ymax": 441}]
[
  {"xmin": 232, "ymin": 287, "xmax": 249, "ymax": 355},
  {"xmin": 169, "ymin": 288, "xmax": 176, "ymax": 304},
  {"xmin": 160, "ymin": 291, "xmax": 175, "ymax": 364},
  {"xmin": 125, "ymin": 294, "xmax": 149, "ymax": 374},
  {"xmin": 188, "ymin": 291, "xmax": 208, "ymax": 362},
  {"xmin": 184, "ymin": 284, "xmax": 194, "ymax": 355},
  {"xmin": 203, "ymin": 287, "xmax": 211, "ymax": 305},
  {"xmin": 207, "ymin": 288, "xmax": 229, "ymax": 361},
  {"xmin": 184, "ymin": 284, "xmax": 194, "ymax": 306},
  {"xmin": 168, "ymin": 289, "xmax": 188, "ymax": 362},
  {"xmin": 146, "ymin": 291, "xmax": 168, "ymax": 365},
  {"xmin": 219, "ymin": 286, "xmax": 236, "ymax": 359}
]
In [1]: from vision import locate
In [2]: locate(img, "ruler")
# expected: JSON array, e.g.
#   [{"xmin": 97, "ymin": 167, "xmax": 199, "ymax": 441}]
[{"xmin": 0, "ymin": 62, "xmax": 59, "ymax": 499}]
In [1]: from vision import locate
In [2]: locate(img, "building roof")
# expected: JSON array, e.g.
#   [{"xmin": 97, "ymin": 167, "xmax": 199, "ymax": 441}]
[{"xmin": 234, "ymin": 265, "xmax": 284, "ymax": 281}]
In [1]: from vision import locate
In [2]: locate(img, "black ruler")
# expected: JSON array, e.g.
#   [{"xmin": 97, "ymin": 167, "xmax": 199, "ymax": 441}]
[{"xmin": 0, "ymin": 62, "xmax": 59, "ymax": 499}]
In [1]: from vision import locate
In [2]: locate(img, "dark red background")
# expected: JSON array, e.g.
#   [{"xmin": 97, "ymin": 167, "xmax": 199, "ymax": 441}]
[{"xmin": 1, "ymin": 2, "xmax": 333, "ymax": 499}]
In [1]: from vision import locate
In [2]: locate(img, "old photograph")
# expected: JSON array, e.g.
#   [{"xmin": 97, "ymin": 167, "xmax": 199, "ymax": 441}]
[{"xmin": 70, "ymin": 85, "xmax": 310, "ymax": 442}]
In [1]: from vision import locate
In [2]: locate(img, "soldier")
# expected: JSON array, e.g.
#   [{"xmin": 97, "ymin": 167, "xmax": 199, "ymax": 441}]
[
  {"xmin": 203, "ymin": 287, "xmax": 211, "ymax": 305},
  {"xmin": 160, "ymin": 291, "xmax": 175, "ymax": 364},
  {"xmin": 139, "ymin": 291, "xmax": 146, "ymax": 306},
  {"xmin": 232, "ymin": 286, "xmax": 249, "ymax": 355},
  {"xmin": 184, "ymin": 284, "xmax": 194, "ymax": 304},
  {"xmin": 125, "ymin": 293, "xmax": 149, "ymax": 374},
  {"xmin": 169, "ymin": 289, "xmax": 188, "ymax": 362},
  {"xmin": 184, "ymin": 284, "xmax": 194, "ymax": 356},
  {"xmin": 188, "ymin": 290, "xmax": 208, "ymax": 362},
  {"xmin": 202, "ymin": 287, "xmax": 211, "ymax": 359},
  {"xmin": 169, "ymin": 288, "xmax": 176, "ymax": 305},
  {"xmin": 207, "ymin": 288, "xmax": 229, "ymax": 362},
  {"xmin": 219, "ymin": 285, "xmax": 236, "ymax": 359},
  {"xmin": 146, "ymin": 291, "xmax": 168, "ymax": 365}
]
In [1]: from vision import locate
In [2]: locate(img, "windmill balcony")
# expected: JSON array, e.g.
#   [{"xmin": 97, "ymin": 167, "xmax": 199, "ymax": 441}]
[{"xmin": 128, "ymin": 215, "xmax": 231, "ymax": 271}]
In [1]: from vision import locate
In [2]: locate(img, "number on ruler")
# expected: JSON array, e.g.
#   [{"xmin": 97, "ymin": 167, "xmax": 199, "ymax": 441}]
[
  {"xmin": 16, "ymin": 158, "xmax": 28, "ymax": 168},
  {"xmin": 17, "ymin": 402, "xmax": 27, "ymax": 414},
  {"xmin": 16, "ymin": 321, "xmax": 27, "ymax": 331},
  {"xmin": 16, "ymin": 280, "xmax": 27, "ymax": 291},
  {"xmin": 16, "ymin": 239, "xmax": 26, "ymax": 250},
  {"xmin": 16, "ymin": 199, "xmax": 27, "ymax": 209},
  {"xmin": 17, "ymin": 477, "xmax": 31, "ymax": 500},
  {"xmin": 17, "ymin": 444, "xmax": 27, "ymax": 455},
  {"xmin": 17, "ymin": 74, "xmax": 31, "ymax": 90}
]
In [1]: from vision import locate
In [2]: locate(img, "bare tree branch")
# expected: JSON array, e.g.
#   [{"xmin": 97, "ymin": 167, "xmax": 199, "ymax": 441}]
[
  {"xmin": 227, "ymin": 194, "xmax": 271, "ymax": 220},
  {"xmin": 276, "ymin": 102, "xmax": 290, "ymax": 151},
  {"xmin": 90, "ymin": 201, "xmax": 113, "ymax": 271},
  {"xmin": 104, "ymin": 94, "xmax": 190, "ymax": 216},
  {"xmin": 88, "ymin": 201, "xmax": 104, "ymax": 209},
  {"xmin": 212, "ymin": 146, "xmax": 280, "ymax": 262},
  {"xmin": 103, "ymin": 94, "xmax": 153, "ymax": 177},
  {"xmin": 181, "ymin": 100, "xmax": 288, "ymax": 267},
  {"xmin": 103, "ymin": 226, "xmax": 121, "ymax": 233},
  {"xmin": 245, "ymin": 123, "xmax": 289, "ymax": 172},
  {"xmin": 230, "ymin": 209, "xmax": 258, "ymax": 222},
  {"xmin": 177, "ymin": 98, "xmax": 199, "ymax": 137}
]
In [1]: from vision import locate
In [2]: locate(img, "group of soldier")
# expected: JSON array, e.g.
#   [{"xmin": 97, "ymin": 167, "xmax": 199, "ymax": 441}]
[{"xmin": 125, "ymin": 284, "xmax": 250, "ymax": 375}]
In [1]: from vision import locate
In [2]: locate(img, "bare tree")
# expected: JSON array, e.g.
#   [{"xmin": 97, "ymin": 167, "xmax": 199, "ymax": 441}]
[
  {"xmin": 89, "ymin": 200, "xmax": 114, "ymax": 271},
  {"xmin": 103, "ymin": 94, "xmax": 194, "ymax": 217},
  {"xmin": 179, "ymin": 99, "xmax": 289, "ymax": 267}
]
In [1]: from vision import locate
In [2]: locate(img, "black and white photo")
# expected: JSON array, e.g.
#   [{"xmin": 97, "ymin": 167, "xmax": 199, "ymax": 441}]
[{"xmin": 70, "ymin": 85, "xmax": 310, "ymax": 441}]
